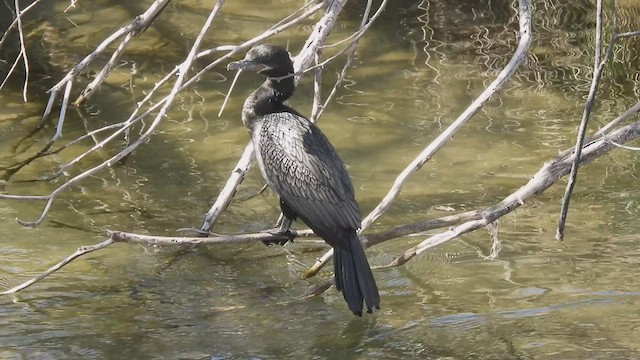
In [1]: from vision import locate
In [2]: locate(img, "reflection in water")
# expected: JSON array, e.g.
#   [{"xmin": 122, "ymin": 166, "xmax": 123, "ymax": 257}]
[{"xmin": 1, "ymin": 0, "xmax": 640, "ymax": 358}]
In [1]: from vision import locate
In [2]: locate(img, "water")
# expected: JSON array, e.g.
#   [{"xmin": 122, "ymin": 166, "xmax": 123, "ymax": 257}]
[{"xmin": 1, "ymin": 0, "xmax": 640, "ymax": 358}]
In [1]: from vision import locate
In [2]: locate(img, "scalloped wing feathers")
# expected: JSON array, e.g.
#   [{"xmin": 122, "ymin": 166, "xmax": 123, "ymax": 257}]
[{"xmin": 253, "ymin": 112, "xmax": 361, "ymax": 246}]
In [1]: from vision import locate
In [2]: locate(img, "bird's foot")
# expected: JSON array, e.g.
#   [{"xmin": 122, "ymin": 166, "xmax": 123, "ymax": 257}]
[{"xmin": 260, "ymin": 227, "xmax": 294, "ymax": 246}]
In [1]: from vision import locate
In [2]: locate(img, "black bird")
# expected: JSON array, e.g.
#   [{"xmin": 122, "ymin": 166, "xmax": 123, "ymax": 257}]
[{"xmin": 227, "ymin": 44, "xmax": 380, "ymax": 316}]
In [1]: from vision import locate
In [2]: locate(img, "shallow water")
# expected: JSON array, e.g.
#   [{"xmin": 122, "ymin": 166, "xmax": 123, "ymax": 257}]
[{"xmin": 1, "ymin": 0, "xmax": 640, "ymax": 359}]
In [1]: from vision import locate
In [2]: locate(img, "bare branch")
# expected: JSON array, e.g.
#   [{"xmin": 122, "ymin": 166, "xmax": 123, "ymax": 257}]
[
  {"xmin": 64, "ymin": 0, "xmax": 80, "ymax": 13},
  {"xmin": 302, "ymin": 0, "xmax": 387, "ymax": 76},
  {"xmin": 4, "ymin": 116, "xmax": 639, "ymax": 296},
  {"xmin": 1, "ymin": 0, "xmax": 225, "ymax": 226},
  {"xmin": 591, "ymin": 100, "xmax": 640, "ymax": 140},
  {"xmin": 304, "ymin": 0, "xmax": 533, "ymax": 279},
  {"xmin": 0, "ymin": 0, "xmax": 48, "ymax": 96},
  {"xmin": 0, "ymin": 0, "xmax": 44, "ymax": 49},
  {"xmin": 396, "ymin": 120, "xmax": 640, "ymax": 266},
  {"xmin": 108, "ymin": 229, "xmax": 315, "ymax": 246},
  {"xmin": 1, "ymin": 1, "xmax": 324, "ymax": 223},
  {"xmin": 310, "ymin": 54, "xmax": 323, "ymax": 121},
  {"xmin": 73, "ymin": 0, "xmax": 170, "ymax": 105},
  {"xmin": 362, "ymin": 0, "xmax": 532, "ymax": 230},
  {"xmin": 310, "ymin": 0, "xmax": 378, "ymax": 122},
  {"xmin": 13, "ymin": 0, "xmax": 29, "ymax": 101},
  {"xmin": 557, "ymin": 0, "xmax": 631, "ymax": 240},
  {"xmin": 303, "ymin": 120, "xmax": 640, "ymax": 299}
]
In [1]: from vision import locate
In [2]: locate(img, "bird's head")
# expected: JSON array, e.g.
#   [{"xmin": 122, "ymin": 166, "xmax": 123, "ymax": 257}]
[{"xmin": 227, "ymin": 44, "xmax": 294, "ymax": 79}]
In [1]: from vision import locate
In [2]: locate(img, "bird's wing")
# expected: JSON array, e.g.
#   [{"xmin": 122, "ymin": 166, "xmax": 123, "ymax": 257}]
[{"xmin": 255, "ymin": 112, "xmax": 361, "ymax": 238}]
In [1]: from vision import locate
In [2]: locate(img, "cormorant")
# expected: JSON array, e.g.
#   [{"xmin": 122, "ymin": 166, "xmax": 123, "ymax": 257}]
[{"xmin": 227, "ymin": 44, "xmax": 380, "ymax": 316}]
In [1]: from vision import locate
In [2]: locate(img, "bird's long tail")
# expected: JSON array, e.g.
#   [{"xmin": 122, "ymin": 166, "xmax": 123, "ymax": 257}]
[{"xmin": 333, "ymin": 233, "xmax": 380, "ymax": 316}]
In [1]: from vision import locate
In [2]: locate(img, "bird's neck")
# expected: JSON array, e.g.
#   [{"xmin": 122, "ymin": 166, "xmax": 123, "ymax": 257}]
[{"xmin": 242, "ymin": 77, "xmax": 295, "ymax": 130}]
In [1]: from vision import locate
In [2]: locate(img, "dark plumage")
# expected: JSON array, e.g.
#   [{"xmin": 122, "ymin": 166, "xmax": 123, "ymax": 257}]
[{"xmin": 227, "ymin": 44, "xmax": 380, "ymax": 316}]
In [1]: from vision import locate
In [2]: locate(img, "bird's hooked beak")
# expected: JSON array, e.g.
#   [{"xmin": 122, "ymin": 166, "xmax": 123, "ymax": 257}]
[{"xmin": 227, "ymin": 59, "xmax": 267, "ymax": 72}]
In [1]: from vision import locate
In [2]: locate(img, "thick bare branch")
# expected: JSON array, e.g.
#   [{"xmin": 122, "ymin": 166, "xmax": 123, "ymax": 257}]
[
  {"xmin": 5, "ymin": 116, "xmax": 639, "ymax": 296},
  {"xmin": 303, "ymin": 120, "xmax": 640, "ymax": 298},
  {"xmin": 396, "ymin": 120, "xmax": 640, "ymax": 266},
  {"xmin": 0, "ymin": 209, "xmax": 481, "ymax": 295},
  {"xmin": 109, "ymin": 229, "xmax": 314, "ymax": 246},
  {"xmin": 304, "ymin": 0, "xmax": 533, "ymax": 279}
]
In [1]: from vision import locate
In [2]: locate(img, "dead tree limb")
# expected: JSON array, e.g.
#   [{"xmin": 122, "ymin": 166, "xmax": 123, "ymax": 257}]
[
  {"xmin": 392, "ymin": 120, "xmax": 640, "ymax": 266},
  {"xmin": 304, "ymin": 0, "xmax": 533, "ymax": 279},
  {"xmin": 0, "ymin": 0, "xmax": 222, "ymax": 227}
]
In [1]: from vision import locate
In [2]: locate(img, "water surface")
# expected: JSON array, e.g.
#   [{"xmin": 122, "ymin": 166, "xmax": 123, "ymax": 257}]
[{"xmin": 1, "ymin": 0, "xmax": 640, "ymax": 358}]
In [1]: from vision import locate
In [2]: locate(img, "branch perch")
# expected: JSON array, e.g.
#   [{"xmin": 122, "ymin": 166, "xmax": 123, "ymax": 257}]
[{"xmin": 198, "ymin": 0, "xmax": 349, "ymax": 233}]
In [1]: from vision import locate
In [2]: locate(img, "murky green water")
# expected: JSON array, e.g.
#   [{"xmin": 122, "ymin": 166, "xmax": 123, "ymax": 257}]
[{"xmin": 1, "ymin": 0, "xmax": 640, "ymax": 358}]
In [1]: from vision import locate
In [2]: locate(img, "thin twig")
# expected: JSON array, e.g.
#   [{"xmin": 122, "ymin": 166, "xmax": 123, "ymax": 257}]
[
  {"xmin": 1, "ymin": 0, "xmax": 225, "ymax": 227},
  {"xmin": 310, "ymin": 0, "xmax": 376, "ymax": 122},
  {"xmin": 73, "ymin": 0, "xmax": 170, "ymax": 105},
  {"xmin": 0, "ymin": 0, "xmax": 44, "ymax": 49},
  {"xmin": 0, "ymin": 238, "xmax": 115, "ymax": 295},
  {"xmin": 301, "ymin": 0, "xmax": 388, "ymax": 76},
  {"xmin": 557, "ymin": 0, "xmax": 615, "ymax": 240},
  {"xmin": 0, "ymin": 0, "xmax": 45, "ymax": 95},
  {"xmin": 14, "ymin": 0, "xmax": 29, "ymax": 101},
  {"xmin": 591, "ymin": 100, "xmax": 640, "ymax": 140},
  {"xmin": 64, "ymin": 0, "xmax": 80, "ymax": 13}
]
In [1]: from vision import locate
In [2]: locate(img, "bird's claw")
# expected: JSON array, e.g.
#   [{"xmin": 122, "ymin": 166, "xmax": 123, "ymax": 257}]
[{"xmin": 260, "ymin": 227, "xmax": 294, "ymax": 246}]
